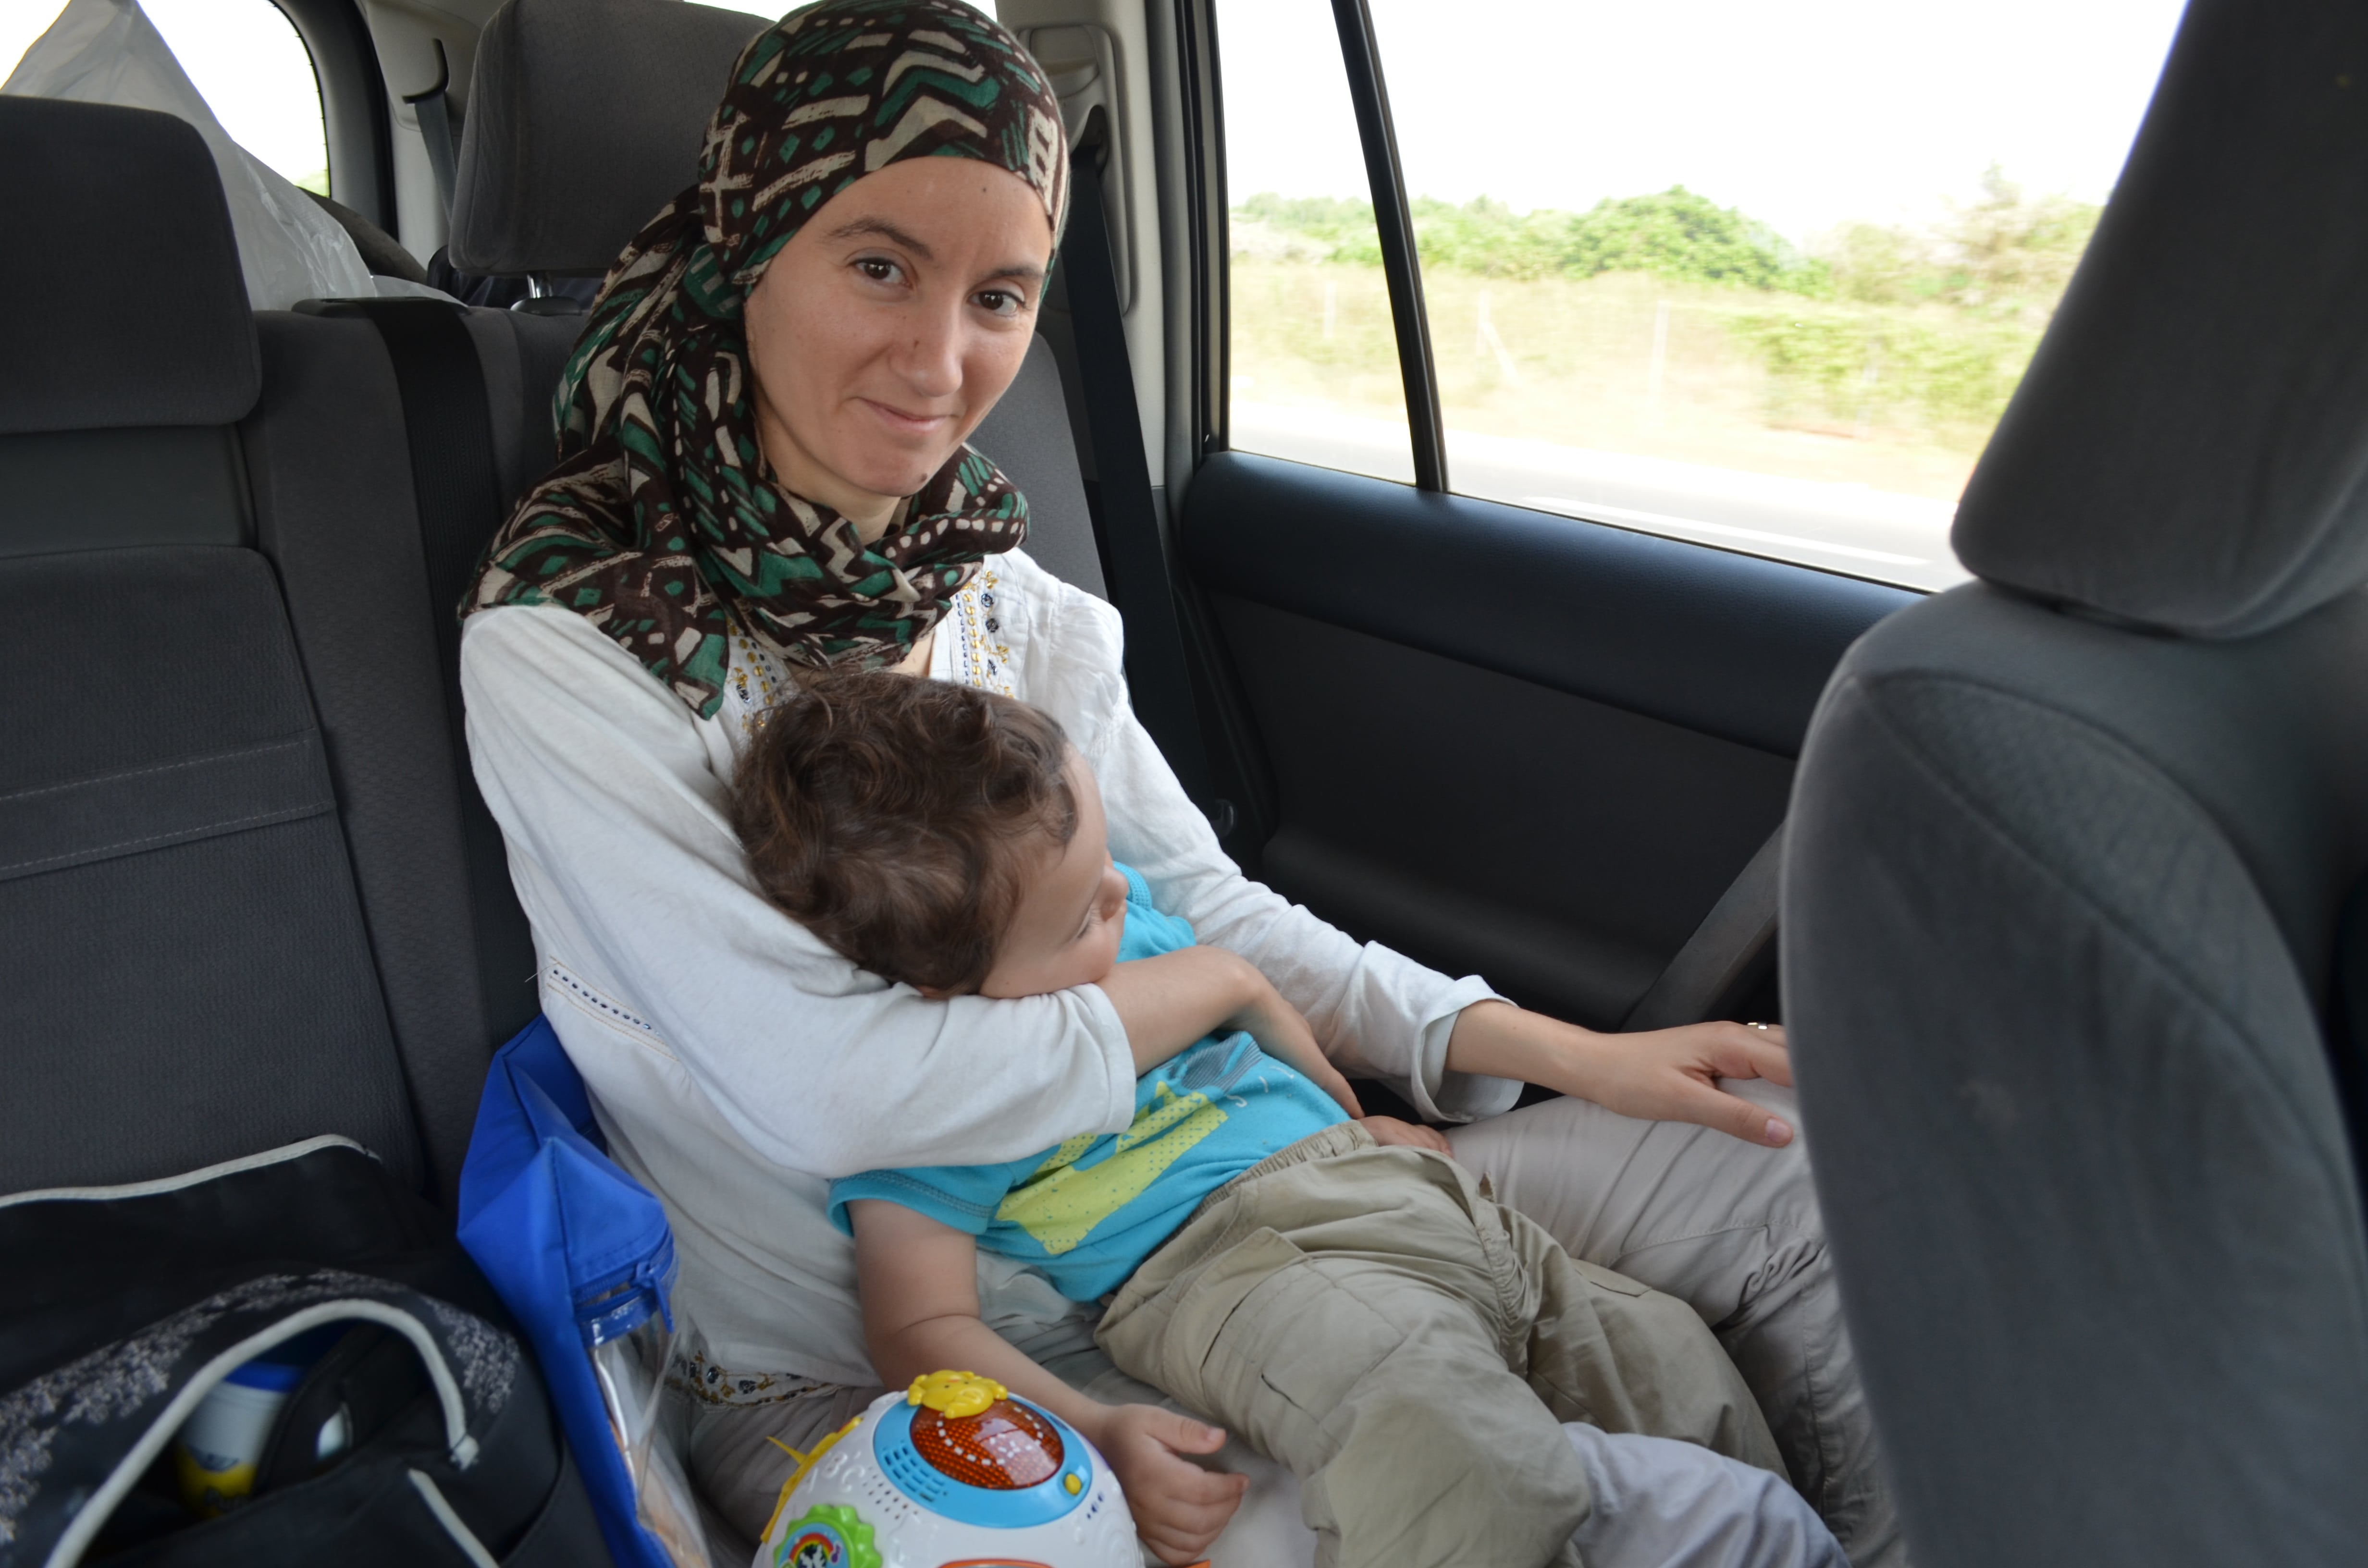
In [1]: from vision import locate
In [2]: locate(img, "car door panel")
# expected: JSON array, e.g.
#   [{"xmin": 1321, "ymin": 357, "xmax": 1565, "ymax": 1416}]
[
  {"xmin": 1178, "ymin": 452, "xmax": 1913, "ymax": 1028},
  {"xmin": 1184, "ymin": 453, "xmax": 1914, "ymax": 755}
]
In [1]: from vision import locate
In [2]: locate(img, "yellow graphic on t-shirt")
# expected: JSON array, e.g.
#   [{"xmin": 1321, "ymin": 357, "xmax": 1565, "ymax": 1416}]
[{"xmin": 996, "ymin": 1083, "xmax": 1228, "ymax": 1255}]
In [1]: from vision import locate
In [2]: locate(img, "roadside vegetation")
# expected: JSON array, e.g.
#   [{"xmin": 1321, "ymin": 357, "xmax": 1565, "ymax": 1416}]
[{"xmin": 1229, "ymin": 170, "xmax": 2101, "ymax": 499}]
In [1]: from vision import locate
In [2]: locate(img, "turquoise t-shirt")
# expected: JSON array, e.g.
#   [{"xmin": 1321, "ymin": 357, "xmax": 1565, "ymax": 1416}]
[{"xmin": 826, "ymin": 865, "xmax": 1348, "ymax": 1301}]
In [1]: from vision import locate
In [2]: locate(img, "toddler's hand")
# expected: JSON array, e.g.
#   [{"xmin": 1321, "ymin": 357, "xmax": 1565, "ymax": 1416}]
[
  {"xmin": 1089, "ymin": 1405, "xmax": 1246, "ymax": 1565},
  {"xmin": 1358, "ymin": 1115, "xmax": 1451, "ymax": 1154}
]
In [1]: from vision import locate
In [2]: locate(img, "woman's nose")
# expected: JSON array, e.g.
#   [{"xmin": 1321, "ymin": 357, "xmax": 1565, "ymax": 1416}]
[{"xmin": 891, "ymin": 298, "xmax": 966, "ymax": 400}]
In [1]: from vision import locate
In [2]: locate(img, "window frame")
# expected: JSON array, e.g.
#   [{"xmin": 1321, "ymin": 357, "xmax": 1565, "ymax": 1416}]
[
  {"xmin": 273, "ymin": 0, "xmax": 395, "ymax": 227},
  {"xmin": 1182, "ymin": 0, "xmax": 1449, "ymax": 492}
]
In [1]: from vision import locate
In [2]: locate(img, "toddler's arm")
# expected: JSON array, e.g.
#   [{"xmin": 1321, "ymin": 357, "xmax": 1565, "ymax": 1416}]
[
  {"xmin": 1099, "ymin": 947, "xmax": 1363, "ymax": 1116},
  {"xmin": 849, "ymin": 1198, "xmax": 1247, "ymax": 1565}
]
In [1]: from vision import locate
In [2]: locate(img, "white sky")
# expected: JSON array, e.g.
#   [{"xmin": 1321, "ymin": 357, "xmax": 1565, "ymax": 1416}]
[
  {"xmin": 2, "ymin": 0, "xmax": 2191, "ymax": 242},
  {"xmin": 2, "ymin": 0, "xmax": 328, "ymax": 180},
  {"xmin": 1222, "ymin": 0, "xmax": 2193, "ymax": 243},
  {"xmin": 0, "ymin": 0, "xmax": 774, "ymax": 187}
]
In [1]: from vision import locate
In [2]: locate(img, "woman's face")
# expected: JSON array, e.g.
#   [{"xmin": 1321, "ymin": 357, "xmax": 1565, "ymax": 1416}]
[{"xmin": 742, "ymin": 157, "xmax": 1054, "ymax": 538}]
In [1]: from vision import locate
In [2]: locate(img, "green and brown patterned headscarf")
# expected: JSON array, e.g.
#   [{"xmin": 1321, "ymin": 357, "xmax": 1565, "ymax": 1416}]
[{"xmin": 465, "ymin": 0, "xmax": 1068, "ymax": 717}]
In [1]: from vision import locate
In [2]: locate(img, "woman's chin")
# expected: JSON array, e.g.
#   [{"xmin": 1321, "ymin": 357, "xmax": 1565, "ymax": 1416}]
[{"xmin": 840, "ymin": 449, "xmax": 961, "ymax": 508}]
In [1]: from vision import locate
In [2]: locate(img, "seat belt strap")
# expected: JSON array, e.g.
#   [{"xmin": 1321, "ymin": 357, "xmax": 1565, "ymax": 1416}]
[
  {"xmin": 1059, "ymin": 128, "xmax": 1217, "ymax": 809},
  {"xmin": 315, "ymin": 300, "xmax": 505, "ymax": 675},
  {"xmin": 298, "ymin": 295, "xmax": 537, "ymax": 1042},
  {"xmin": 1622, "ymin": 821, "xmax": 1785, "ymax": 1030},
  {"xmin": 401, "ymin": 40, "xmax": 461, "ymax": 220}
]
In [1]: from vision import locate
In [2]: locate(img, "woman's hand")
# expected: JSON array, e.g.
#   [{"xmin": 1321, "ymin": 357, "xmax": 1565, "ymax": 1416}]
[
  {"xmin": 1226, "ymin": 968, "xmax": 1363, "ymax": 1120},
  {"xmin": 1358, "ymin": 1115, "xmax": 1451, "ymax": 1153},
  {"xmin": 1447, "ymin": 1001, "xmax": 1794, "ymax": 1146},
  {"xmin": 1080, "ymin": 1404, "xmax": 1246, "ymax": 1565}
]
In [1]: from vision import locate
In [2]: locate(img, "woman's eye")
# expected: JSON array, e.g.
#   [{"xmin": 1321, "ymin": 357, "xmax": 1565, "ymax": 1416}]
[
  {"xmin": 974, "ymin": 288, "xmax": 1025, "ymax": 318},
  {"xmin": 854, "ymin": 257, "xmax": 902, "ymax": 285}
]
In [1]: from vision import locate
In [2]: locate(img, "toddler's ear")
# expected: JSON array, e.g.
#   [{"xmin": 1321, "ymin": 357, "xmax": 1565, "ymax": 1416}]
[{"xmin": 913, "ymin": 982, "xmax": 954, "ymax": 1000}]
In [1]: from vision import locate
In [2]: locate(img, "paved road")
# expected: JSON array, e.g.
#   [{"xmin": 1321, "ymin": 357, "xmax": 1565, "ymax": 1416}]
[{"xmin": 1232, "ymin": 403, "xmax": 1971, "ymax": 594}]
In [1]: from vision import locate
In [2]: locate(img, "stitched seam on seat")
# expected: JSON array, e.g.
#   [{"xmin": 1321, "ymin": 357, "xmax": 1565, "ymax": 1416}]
[
  {"xmin": 0, "ymin": 733, "xmax": 314, "ymax": 806},
  {"xmin": 0, "ymin": 801, "xmax": 326, "ymax": 877}
]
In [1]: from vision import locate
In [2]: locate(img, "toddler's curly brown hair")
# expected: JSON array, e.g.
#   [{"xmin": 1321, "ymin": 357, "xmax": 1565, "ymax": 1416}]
[{"xmin": 728, "ymin": 670, "xmax": 1078, "ymax": 994}]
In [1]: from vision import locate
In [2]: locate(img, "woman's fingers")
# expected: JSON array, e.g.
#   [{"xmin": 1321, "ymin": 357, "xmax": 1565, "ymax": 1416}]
[
  {"xmin": 1703, "ymin": 1022, "xmax": 1793, "ymax": 1087},
  {"xmin": 1668, "ymin": 1071, "xmax": 1794, "ymax": 1146},
  {"xmin": 1359, "ymin": 1115, "xmax": 1453, "ymax": 1153},
  {"xmin": 1315, "ymin": 1065, "xmax": 1365, "ymax": 1119}
]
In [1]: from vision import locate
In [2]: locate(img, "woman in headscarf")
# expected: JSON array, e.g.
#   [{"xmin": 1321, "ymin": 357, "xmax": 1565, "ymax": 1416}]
[{"xmin": 461, "ymin": 3, "xmax": 1897, "ymax": 1564}]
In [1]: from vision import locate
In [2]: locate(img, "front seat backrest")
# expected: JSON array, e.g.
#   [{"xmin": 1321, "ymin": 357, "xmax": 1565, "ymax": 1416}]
[
  {"xmin": 0, "ymin": 99, "xmax": 421, "ymax": 1191},
  {"xmin": 450, "ymin": 0, "xmax": 764, "ymax": 279},
  {"xmin": 1782, "ymin": 3, "xmax": 2368, "ymax": 1566}
]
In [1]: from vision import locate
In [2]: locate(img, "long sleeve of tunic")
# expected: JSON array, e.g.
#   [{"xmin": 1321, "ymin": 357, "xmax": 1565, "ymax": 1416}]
[{"xmin": 458, "ymin": 549, "xmax": 1512, "ymax": 1382}]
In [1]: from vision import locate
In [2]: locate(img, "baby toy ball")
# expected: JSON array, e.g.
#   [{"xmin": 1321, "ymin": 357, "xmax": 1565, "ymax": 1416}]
[{"xmin": 752, "ymin": 1371, "xmax": 1139, "ymax": 1568}]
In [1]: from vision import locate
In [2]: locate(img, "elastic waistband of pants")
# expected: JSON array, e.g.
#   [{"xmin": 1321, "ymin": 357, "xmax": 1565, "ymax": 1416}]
[{"xmin": 1186, "ymin": 1118, "xmax": 1375, "ymax": 1229}]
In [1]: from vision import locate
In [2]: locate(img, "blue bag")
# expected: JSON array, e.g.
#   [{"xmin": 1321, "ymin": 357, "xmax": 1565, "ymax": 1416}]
[{"xmin": 457, "ymin": 1017, "xmax": 713, "ymax": 1568}]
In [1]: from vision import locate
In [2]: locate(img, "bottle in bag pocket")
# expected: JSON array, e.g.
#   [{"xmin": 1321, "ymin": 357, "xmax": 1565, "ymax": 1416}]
[{"xmin": 172, "ymin": 1327, "xmax": 354, "ymax": 1517}]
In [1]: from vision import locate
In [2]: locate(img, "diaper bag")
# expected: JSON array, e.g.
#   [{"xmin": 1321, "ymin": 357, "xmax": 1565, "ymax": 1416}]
[{"xmin": 0, "ymin": 1136, "xmax": 610, "ymax": 1567}]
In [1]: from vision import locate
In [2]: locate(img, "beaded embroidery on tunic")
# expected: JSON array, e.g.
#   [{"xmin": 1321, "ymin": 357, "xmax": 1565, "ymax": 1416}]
[
  {"xmin": 940, "ymin": 569, "xmax": 1018, "ymax": 699},
  {"xmin": 721, "ymin": 574, "xmax": 1016, "ymax": 743}
]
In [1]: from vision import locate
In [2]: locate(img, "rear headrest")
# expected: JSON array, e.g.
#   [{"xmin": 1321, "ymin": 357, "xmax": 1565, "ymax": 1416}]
[
  {"xmin": 449, "ymin": 0, "xmax": 766, "ymax": 278},
  {"xmin": 0, "ymin": 98, "xmax": 257, "ymax": 434},
  {"xmin": 1951, "ymin": 0, "xmax": 2368, "ymax": 639}
]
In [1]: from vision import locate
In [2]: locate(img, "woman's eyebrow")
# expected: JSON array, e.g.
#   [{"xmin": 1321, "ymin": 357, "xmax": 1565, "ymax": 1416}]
[
  {"xmin": 826, "ymin": 216, "xmax": 934, "ymax": 258},
  {"xmin": 985, "ymin": 261, "xmax": 1048, "ymax": 286}
]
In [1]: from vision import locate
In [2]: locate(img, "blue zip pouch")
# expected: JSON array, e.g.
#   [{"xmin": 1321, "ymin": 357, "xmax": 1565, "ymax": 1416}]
[{"xmin": 456, "ymin": 1016, "xmax": 712, "ymax": 1568}]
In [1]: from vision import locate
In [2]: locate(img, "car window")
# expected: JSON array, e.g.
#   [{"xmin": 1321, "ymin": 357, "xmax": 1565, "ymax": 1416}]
[
  {"xmin": 1224, "ymin": 0, "xmax": 2185, "ymax": 589},
  {"xmin": 3, "ymin": 0, "xmax": 328, "ymax": 194},
  {"xmin": 1212, "ymin": 0, "xmax": 1415, "ymax": 484}
]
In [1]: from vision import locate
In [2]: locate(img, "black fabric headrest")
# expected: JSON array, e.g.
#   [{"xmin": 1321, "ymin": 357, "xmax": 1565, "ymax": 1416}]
[
  {"xmin": 449, "ymin": 0, "xmax": 766, "ymax": 278},
  {"xmin": 1951, "ymin": 0, "xmax": 2368, "ymax": 638},
  {"xmin": 0, "ymin": 98, "xmax": 258, "ymax": 435}
]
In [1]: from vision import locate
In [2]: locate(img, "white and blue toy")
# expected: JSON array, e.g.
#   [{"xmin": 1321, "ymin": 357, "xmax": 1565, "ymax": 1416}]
[{"xmin": 752, "ymin": 1371, "xmax": 1139, "ymax": 1568}]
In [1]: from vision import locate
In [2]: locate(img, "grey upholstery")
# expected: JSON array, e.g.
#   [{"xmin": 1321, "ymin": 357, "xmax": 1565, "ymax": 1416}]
[
  {"xmin": 0, "ymin": 101, "xmax": 574, "ymax": 1203},
  {"xmin": 450, "ymin": 0, "xmax": 764, "ymax": 276},
  {"xmin": 1786, "ymin": 3, "xmax": 2368, "ymax": 1563},
  {"xmin": 0, "ymin": 98, "xmax": 258, "ymax": 433},
  {"xmin": 461, "ymin": 307, "xmax": 581, "ymax": 504},
  {"xmin": 1949, "ymin": 3, "xmax": 2368, "ymax": 637},
  {"xmin": 970, "ymin": 336, "xmax": 1107, "ymax": 599},
  {"xmin": 0, "ymin": 550, "xmax": 422, "ymax": 1193},
  {"xmin": 242, "ymin": 310, "xmax": 533, "ymax": 1200},
  {"xmin": 0, "ymin": 428, "xmax": 249, "ymax": 557}
]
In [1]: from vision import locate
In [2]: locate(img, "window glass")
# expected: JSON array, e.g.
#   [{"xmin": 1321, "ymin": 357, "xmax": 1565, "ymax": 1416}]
[
  {"xmin": 1213, "ymin": 0, "xmax": 1413, "ymax": 484},
  {"xmin": 1356, "ymin": 0, "xmax": 2186, "ymax": 588},
  {"xmin": 2, "ymin": 0, "xmax": 328, "ymax": 194}
]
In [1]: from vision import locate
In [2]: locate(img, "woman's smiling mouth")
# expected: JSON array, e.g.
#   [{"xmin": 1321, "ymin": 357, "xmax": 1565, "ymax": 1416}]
[{"xmin": 859, "ymin": 397, "xmax": 955, "ymax": 435}]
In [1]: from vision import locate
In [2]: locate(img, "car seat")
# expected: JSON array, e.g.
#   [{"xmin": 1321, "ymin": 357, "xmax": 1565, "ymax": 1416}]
[
  {"xmin": 0, "ymin": 96, "xmax": 446, "ymax": 1195},
  {"xmin": 1782, "ymin": 2, "xmax": 2368, "ymax": 1564}
]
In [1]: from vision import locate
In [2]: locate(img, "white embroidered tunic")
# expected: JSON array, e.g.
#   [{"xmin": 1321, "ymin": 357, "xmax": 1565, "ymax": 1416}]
[{"xmin": 460, "ymin": 549, "xmax": 1511, "ymax": 1384}]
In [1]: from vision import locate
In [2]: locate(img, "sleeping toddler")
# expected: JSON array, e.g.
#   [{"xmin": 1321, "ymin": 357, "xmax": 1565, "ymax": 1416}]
[{"xmin": 728, "ymin": 671, "xmax": 1784, "ymax": 1568}]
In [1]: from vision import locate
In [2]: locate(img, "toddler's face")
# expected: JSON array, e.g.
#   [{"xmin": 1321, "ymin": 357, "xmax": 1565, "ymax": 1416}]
[{"xmin": 977, "ymin": 750, "xmax": 1130, "ymax": 1000}]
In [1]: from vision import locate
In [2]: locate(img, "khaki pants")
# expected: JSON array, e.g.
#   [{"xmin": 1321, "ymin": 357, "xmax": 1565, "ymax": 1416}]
[
  {"xmin": 1095, "ymin": 1123, "xmax": 1784, "ymax": 1568},
  {"xmin": 686, "ymin": 1081, "xmax": 1896, "ymax": 1567}
]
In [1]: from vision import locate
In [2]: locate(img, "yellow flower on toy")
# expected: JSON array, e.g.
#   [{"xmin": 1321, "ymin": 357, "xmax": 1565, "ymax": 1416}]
[{"xmin": 906, "ymin": 1369, "xmax": 1006, "ymax": 1419}]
